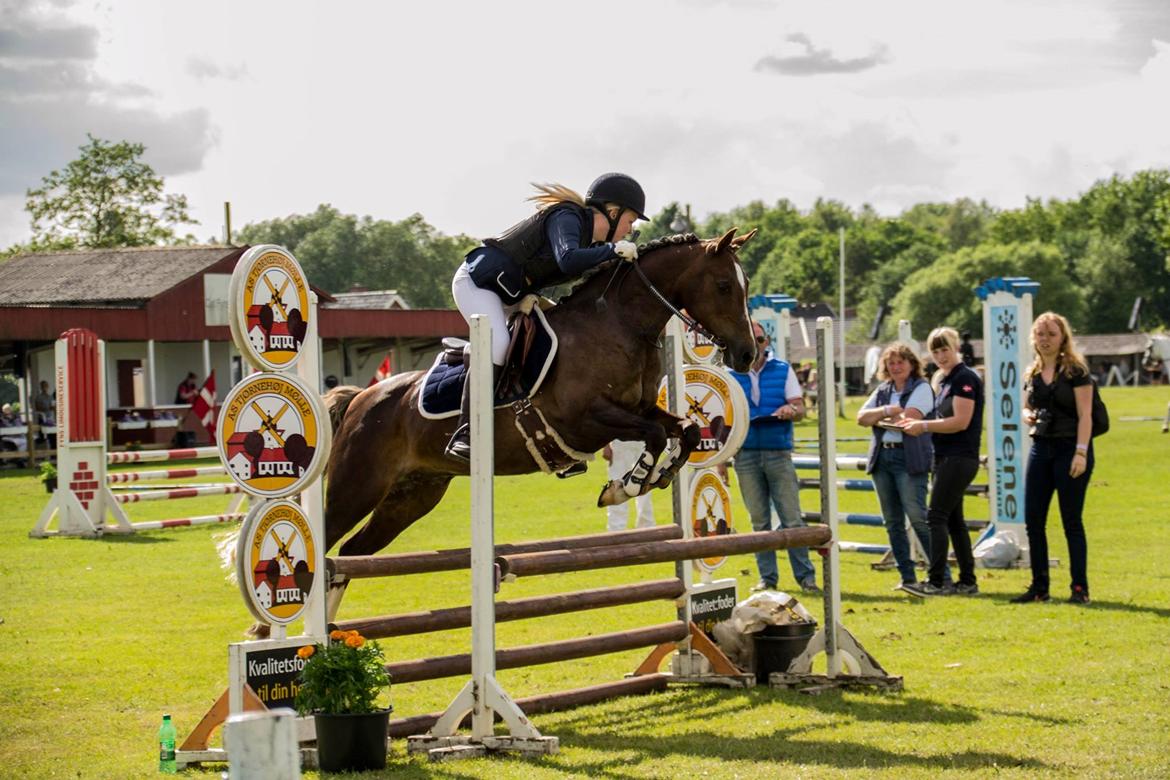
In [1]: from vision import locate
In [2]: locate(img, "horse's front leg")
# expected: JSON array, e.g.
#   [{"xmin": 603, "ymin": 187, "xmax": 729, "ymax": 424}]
[
  {"xmin": 643, "ymin": 407, "xmax": 701, "ymax": 491},
  {"xmin": 582, "ymin": 400, "xmax": 669, "ymax": 508}
]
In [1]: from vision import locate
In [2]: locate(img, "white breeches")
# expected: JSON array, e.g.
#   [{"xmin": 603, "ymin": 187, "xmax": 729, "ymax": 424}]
[{"xmin": 452, "ymin": 263, "xmax": 512, "ymax": 366}]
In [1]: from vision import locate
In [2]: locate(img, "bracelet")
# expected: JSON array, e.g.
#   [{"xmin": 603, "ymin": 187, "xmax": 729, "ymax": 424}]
[
  {"xmin": 883, "ymin": 405, "xmax": 891, "ymax": 417},
  {"xmin": 1075, "ymin": 443, "xmax": 1089, "ymax": 451}
]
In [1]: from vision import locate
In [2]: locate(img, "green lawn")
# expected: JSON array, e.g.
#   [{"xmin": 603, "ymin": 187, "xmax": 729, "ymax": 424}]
[{"xmin": 1, "ymin": 386, "xmax": 1167, "ymax": 779}]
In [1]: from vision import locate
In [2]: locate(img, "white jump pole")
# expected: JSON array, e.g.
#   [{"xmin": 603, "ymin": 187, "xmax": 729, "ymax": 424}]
[
  {"xmin": 411, "ymin": 315, "xmax": 557, "ymax": 759},
  {"xmin": 816, "ymin": 316, "xmax": 842, "ymax": 677}
]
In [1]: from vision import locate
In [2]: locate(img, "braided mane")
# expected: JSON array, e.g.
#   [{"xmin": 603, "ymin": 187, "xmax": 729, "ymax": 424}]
[{"xmin": 561, "ymin": 233, "xmax": 701, "ymax": 303}]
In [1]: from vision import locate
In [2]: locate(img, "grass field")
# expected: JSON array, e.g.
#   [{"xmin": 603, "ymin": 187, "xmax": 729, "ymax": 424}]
[{"xmin": 1, "ymin": 386, "xmax": 1167, "ymax": 779}]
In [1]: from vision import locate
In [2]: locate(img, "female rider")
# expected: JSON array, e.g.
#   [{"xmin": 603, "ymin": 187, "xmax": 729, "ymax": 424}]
[{"xmin": 446, "ymin": 173, "xmax": 649, "ymax": 461}]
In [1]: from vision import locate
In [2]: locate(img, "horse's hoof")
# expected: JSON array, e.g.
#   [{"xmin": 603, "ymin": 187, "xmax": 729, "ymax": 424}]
[
  {"xmin": 596, "ymin": 480, "xmax": 626, "ymax": 507},
  {"xmin": 245, "ymin": 622, "xmax": 271, "ymax": 639}
]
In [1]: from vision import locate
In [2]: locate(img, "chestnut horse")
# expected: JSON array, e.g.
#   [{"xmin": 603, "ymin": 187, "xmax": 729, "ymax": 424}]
[{"xmin": 322, "ymin": 228, "xmax": 758, "ymax": 557}]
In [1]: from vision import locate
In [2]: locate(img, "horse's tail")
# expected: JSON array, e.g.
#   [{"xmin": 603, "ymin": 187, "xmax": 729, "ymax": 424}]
[{"xmin": 325, "ymin": 385, "xmax": 363, "ymax": 433}]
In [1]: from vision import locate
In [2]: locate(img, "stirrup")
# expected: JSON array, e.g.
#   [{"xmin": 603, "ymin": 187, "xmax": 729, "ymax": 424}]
[
  {"xmin": 556, "ymin": 462, "xmax": 588, "ymax": 479},
  {"xmin": 445, "ymin": 424, "xmax": 471, "ymax": 463}
]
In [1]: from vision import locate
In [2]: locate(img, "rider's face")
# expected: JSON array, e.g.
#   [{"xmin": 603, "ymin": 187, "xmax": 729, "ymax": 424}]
[{"xmin": 614, "ymin": 209, "xmax": 638, "ymax": 240}]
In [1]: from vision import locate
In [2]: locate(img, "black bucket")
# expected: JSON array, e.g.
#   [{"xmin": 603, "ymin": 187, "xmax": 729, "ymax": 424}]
[
  {"xmin": 313, "ymin": 709, "xmax": 391, "ymax": 773},
  {"xmin": 753, "ymin": 621, "xmax": 817, "ymax": 684}
]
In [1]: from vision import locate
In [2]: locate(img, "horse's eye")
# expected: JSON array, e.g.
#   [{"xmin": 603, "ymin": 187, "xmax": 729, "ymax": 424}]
[{"xmin": 716, "ymin": 280, "xmax": 732, "ymax": 293}]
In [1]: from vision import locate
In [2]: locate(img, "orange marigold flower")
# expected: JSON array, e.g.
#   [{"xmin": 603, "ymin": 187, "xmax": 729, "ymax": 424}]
[
  {"xmin": 345, "ymin": 634, "xmax": 365, "ymax": 648},
  {"xmin": 297, "ymin": 645, "xmax": 315, "ymax": 659},
  {"xmin": 329, "ymin": 629, "xmax": 347, "ymax": 641}
]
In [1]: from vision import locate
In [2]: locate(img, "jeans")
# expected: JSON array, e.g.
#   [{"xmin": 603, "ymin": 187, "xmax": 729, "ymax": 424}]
[
  {"xmin": 927, "ymin": 455, "xmax": 980, "ymax": 587},
  {"xmin": 1024, "ymin": 437, "xmax": 1092, "ymax": 593},
  {"xmin": 733, "ymin": 449, "xmax": 816, "ymax": 586},
  {"xmin": 870, "ymin": 447, "xmax": 931, "ymax": 584}
]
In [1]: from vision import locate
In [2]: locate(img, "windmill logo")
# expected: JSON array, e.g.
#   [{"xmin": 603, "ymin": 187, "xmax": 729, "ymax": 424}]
[
  {"xmin": 689, "ymin": 469, "xmax": 735, "ymax": 573},
  {"xmin": 217, "ymin": 372, "xmax": 328, "ymax": 498},
  {"xmin": 233, "ymin": 246, "xmax": 312, "ymax": 371},
  {"xmin": 239, "ymin": 500, "xmax": 318, "ymax": 625},
  {"xmin": 657, "ymin": 367, "xmax": 740, "ymax": 468}
]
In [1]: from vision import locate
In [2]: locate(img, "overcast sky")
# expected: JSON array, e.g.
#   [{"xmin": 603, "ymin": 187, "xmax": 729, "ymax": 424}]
[{"xmin": 3, "ymin": 0, "xmax": 1169, "ymax": 248}]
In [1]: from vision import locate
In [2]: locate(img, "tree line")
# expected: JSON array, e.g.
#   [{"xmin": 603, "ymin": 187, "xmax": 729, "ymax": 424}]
[{"xmin": 6, "ymin": 136, "xmax": 1170, "ymax": 335}]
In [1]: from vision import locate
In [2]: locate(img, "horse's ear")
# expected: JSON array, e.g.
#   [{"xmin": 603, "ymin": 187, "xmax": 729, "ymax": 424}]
[
  {"xmin": 731, "ymin": 228, "xmax": 758, "ymax": 248},
  {"xmin": 710, "ymin": 227, "xmax": 738, "ymax": 256}
]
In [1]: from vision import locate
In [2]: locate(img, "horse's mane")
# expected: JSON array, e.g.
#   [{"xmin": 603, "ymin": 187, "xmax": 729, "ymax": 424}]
[{"xmin": 560, "ymin": 233, "xmax": 701, "ymax": 304}]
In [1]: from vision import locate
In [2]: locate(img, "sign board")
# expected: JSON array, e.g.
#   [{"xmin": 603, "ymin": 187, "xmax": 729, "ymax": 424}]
[
  {"xmin": 682, "ymin": 324, "xmax": 720, "ymax": 364},
  {"xmin": 657, "ymin": 365, "xmax": 749, "ymax": 468},
  {"xmin": 688, "ymin": 579, "xmax": 737, "ymax": 637},
  {"xmin": 217, "ymin": 372, "xmax": 330, "ymax": 498},
  {"xmin": 229, "ymin": 636, "xmax": 321, "ymax": 712},
  {"xmin": 975, "ymin": 277, "xmax": 1038, "ymax": 560},
  {"xmin": 236, "ymin": 499, "xmax": 319, "ymax": 627},
  {"xmin": 229, "ymin": 245, "xmax": 313, "ymax": 371},
  {"xmin": 687, "ymin": 468, "xmax": 736, "ymax": 573}
]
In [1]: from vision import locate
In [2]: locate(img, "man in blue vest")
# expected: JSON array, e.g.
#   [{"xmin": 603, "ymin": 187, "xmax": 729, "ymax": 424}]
[{"xmin": 723, "ymin": 320, "xmax": 819, "ymax": 593}]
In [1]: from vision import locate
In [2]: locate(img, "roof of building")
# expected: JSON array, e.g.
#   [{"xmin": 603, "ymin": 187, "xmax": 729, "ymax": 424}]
[
  {"xmin": 0, "ymin": 246, "xmax": 238, "ymax": 307},
  {"xmin": 325, "ymin": 290, "xmax": 410, "ymax": 310}
]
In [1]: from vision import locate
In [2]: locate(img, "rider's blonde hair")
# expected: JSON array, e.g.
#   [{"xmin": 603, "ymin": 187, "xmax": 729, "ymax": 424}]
[{"xmin": 528, "ymin": 183, "xmax": 623, "ymax": 220}]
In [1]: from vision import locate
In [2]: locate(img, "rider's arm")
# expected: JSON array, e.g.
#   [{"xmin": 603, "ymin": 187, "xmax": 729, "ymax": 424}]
[{"xmin": 547, "ymin": 209, "xmax": 617, "ymax": 276}]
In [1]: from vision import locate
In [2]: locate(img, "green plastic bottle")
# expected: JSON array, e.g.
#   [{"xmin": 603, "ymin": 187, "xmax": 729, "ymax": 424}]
[{"xmin": 158, "ymin": 714, "xmax": 177, "ymax": 774}]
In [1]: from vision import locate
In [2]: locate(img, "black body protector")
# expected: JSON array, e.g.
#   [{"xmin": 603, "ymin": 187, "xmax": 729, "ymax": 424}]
[{"xmin": 484, "ymin": 202, "xmax": 594, "ymax": 291}]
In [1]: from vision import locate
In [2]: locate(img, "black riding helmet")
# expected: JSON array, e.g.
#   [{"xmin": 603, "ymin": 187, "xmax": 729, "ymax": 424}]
[
  {"xmin": 586, "ymin": 173, "xmax": 648, "ymax": 243},
  {"xmin": 585, "ymin": 172, "xmax": 649, "ymax": 221}
]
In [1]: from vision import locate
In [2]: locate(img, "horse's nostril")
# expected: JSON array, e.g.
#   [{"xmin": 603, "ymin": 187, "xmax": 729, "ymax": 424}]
[{"xmin": 742, "ymin": 352, "xmax": 753, "ymax": 365}]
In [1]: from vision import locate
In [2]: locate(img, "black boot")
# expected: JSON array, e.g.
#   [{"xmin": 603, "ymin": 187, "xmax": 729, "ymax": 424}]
[{"xmin": 445, "ymin": 364, "xmax": 501, "ymax": 463}]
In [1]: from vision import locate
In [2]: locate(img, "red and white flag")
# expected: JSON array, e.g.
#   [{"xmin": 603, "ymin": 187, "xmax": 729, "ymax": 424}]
[
  {"xmin": 368, "ymin": 354, "xmax": 393, "ymax": 387},
  {"xmin": 190, "ymin": 371, "xmax": 217, "ymax": 442}
]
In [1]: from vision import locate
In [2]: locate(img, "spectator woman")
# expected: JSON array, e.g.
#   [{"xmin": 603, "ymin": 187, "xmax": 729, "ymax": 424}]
[
  {"xmin": 899, "ymin": 327, "xmax": 982, "ymax": 597},
  {"xmin": 856, "ymin": 343, "xmax": 934, "ymax": 590},
  {"xmin": 1013, "ymin": 312, "xmax": 1094, "ymax": 604}
]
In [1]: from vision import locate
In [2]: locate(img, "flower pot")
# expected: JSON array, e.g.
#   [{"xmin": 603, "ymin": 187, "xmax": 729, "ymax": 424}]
[
  {"xmin": 43, "ymin": 477, "xmax": 56, "ymax": 493},
  {"xmin": 313, "ymin": 708, "xmax": 391, "ymax": 773}
]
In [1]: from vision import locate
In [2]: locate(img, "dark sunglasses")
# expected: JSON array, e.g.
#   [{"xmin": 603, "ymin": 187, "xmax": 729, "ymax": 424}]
[{"xmin": 755, "ymin": 335, "xmax": 768, "ymax": 344}]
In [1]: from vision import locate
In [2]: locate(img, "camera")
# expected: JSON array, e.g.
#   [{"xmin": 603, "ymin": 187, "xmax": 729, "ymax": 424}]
[{"xmin": 1030, "ymin": 408, "xmax": 1053, "ymax": 437}]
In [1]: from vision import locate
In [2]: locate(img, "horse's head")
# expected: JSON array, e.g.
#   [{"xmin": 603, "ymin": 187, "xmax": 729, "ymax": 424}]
[{"xmin": 678, "ymin": 227, "xmax": 759, "ymax": 372}]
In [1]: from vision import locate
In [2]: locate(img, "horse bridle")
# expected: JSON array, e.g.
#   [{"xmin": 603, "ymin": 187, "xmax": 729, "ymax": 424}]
[{"xmin": 627, "ymin": 260, "xmax": 726, "ymax": 351}]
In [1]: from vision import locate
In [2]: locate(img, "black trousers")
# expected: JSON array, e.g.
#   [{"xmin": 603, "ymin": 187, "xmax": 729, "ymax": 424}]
[
  {"xmin": 1024, "ymin": 437, "xmax": 1092, "ymax": 593},
  {"xmin": 927, "ymin": 455, "xmax": 980, "ymax": 587}
]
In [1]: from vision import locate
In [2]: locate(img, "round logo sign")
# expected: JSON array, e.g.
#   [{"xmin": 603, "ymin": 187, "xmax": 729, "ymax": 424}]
[
  {"xmin": 682, "ymin": 324, "xmax": 720, "ymax": 364},
  {"xmin": 657, "ymin": 365, "xmax": 749, "ymax": 468},
  {"xmin": 217, "ymin": 372, "xmax": 331, "ymax": 498},
  {"xmin": 237, "ymin": 499, "xmax": 318, "ymax": 626},
  {"xmin": 688, "ymin": 468, "xmax": 735, "ymax": 573},
  {"xmin": 229, "ymin": 245, "xmax": 312, "ymax": 371}
]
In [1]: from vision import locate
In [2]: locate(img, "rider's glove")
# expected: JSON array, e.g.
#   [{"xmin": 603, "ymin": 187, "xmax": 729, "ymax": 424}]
[{"xmin": 613, "ymin": 241, "xmax": 638, "ymax": 261}]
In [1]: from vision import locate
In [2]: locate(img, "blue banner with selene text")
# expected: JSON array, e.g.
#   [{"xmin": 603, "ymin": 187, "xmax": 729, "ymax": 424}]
[{"xmin": 986, "ymin": 304, "xmax": 1026, "ymax": 533}]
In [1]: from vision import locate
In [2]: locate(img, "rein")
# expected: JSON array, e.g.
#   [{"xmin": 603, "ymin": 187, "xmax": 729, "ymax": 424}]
[{"xmin": 629, "ymin": 258, "xmax": 726, "ymax": 350}]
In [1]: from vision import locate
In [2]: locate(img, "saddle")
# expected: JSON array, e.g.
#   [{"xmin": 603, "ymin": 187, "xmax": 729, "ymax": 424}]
[{"xmin": 418, "ymin": 301, "xmax": 558, "ymax": 419}]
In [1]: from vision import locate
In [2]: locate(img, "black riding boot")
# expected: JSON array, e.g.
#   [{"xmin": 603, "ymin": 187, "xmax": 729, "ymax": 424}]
[{"xmin": 445, "ymin": 364, "xmax": 502, "ymax": 463}]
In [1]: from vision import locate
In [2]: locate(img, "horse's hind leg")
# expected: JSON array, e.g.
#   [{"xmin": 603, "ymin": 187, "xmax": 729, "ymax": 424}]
[
  {"xmin": 337, "ymin": 473, "xmax": 454, "ymax": 556},
  {"xmin": 327, "ymin": 473, "xmax": 454, "ymax": 622}
]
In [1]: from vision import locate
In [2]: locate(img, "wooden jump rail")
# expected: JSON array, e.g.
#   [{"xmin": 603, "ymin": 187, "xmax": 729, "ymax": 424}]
[
  {"xmin": 384, "ymin": 621, "xmax": 690, "ymax": 684},
  {"xmin": 332, "ymin": 578, "xmax": 685, "ymax": 639},
  {"xmin": 328, "ymin": 524, "xmax": 682, "ymax": 579},
  {"xmin": 494, "ymin": 526, "xmax": 831, "ymax": 580}
]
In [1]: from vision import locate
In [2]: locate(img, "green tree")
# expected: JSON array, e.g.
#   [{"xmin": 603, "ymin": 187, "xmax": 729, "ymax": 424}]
[
  {"xmin": 236, "ymin": 206, "xmax": 474, "ymax": 307},
  {"xmin": 24, "ymin": 134, "xmax": 196, "ymax": 249},
  {"xmin": 893, "ymin": 242, "xmax": 1085, "ymax": 336}
]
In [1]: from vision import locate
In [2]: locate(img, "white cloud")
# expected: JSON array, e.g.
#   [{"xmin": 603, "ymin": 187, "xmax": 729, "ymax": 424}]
[{"xmin": 2, "ymin": 0, "xmax": 1169, "ymax": 249}]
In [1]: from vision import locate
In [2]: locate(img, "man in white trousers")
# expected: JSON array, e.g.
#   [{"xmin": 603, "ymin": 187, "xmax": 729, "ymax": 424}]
[{"xmin": 603, "ymin": 440, "xmax": 656, "ymax": 532}]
